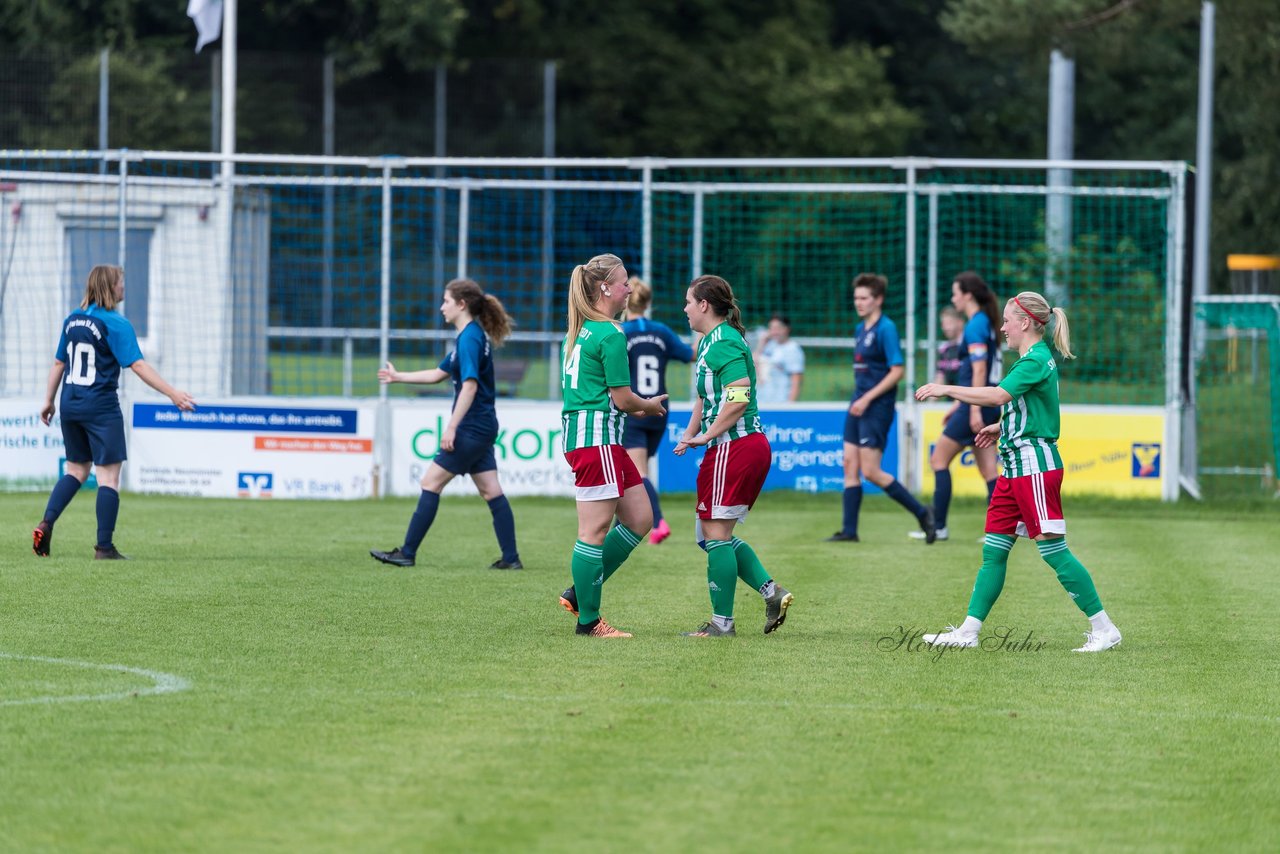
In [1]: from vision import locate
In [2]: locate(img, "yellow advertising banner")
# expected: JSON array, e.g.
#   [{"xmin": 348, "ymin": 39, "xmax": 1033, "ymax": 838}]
[{"xmin": 918, "ymin": 405, "xmax": 1165, "ymax": 498}]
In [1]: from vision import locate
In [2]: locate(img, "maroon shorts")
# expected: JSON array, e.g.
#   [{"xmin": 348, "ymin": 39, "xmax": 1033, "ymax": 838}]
[
  {"xmin": 985, "ymin": 469, "xmax": 1066, "ymax": 539},
  {"xmin": 564, "ymin": 444, "xmax": 643, "ymax": 501},
  {"xmin": 696, "ymin": 431, "xmax": 772, "ymax": 520}
]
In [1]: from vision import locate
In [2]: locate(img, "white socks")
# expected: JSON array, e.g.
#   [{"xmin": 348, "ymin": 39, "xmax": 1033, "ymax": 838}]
[{"xmin": 1088, "ymin": 609, "xmax": 1117, "ymax": 633}]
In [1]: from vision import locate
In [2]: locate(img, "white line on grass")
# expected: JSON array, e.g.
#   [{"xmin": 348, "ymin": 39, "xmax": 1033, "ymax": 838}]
[{"xmin": 0, "ymin": 652, "xmax": 191, "ymax": 707}]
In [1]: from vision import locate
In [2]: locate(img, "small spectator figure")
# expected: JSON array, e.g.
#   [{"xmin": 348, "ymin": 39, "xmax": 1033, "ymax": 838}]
[
  {"xmin": 754, "ymin": 314, "xmax": 805, "ymax": 403},
  {"xmin": 934, "ymin": 306, "xmax": 966, "ymax": 385}
]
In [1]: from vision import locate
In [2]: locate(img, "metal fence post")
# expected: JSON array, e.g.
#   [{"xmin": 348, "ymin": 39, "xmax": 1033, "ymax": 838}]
[
  {"xmin": 457, "ymin": 184, "xmax": 470, "ymax": 279},
  {"xmin": 117, "ymin": 153, "xmax": 128, "ymax": 274},
  {"xmin": 926, "ymin": 188, "xmax": 939, "ymax": 383},
  {"xmin": 641, "ymin": 162, "xmax": 653, "ymax": 279},
  {"xmin": 322, "ymin": 55, "xmax": 335, "ymax": 350},
  {"xmin": 903, "ymin": 162, "xmax": 919, "ymax": 492},
  {"xmin": 98, "ymin": 49, "xmax": 109, "ymax": 175},
  {"xmin": 542, "ymin": 61, "xmax": 557, "ymax": 399},
  {"xmin": 691, "ymin": 189, "xmax": 705, "ymax": 280},
  {"xmin": 379, "ymin": 162, "xmax": 393, "ymax": 402}
]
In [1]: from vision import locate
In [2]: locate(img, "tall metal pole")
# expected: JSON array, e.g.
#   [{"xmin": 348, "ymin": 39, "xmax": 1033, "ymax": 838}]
[
  {"xmin": 322, "ymin": 55, "xmax": 335, "ymax": 347},
  {"xmin": 210, "ymin": 50, "xmax": 220, "ymax": 153},
  {"xmin": 379, "ymin": 163, "xmax": 393, "ymax": 402},
  {"xmin": 98, "ymin": 49, "xmax": 109, "ymax": 174},
  {"xmin": 903, "ymin": 164, "xmax": 919, "ymax": 492},
  {"xmin": 432, "ymin": 63, "xmax": 446, "ymax": 299},
  {"xmin": 1193, "ymin": 3, "xmax": 1216, "ymax": 332},
  {"xmin": 220, "ymin": 0, "xmax": 237, "ymax": 396},
  {"xmin": 1046, "ymin": 49, "xmax": 1075, "ymax": 307},
  {"xmin": 641, "ymin": 163, "xmax": 653, "ymax": 279},
  {"xmin": 926, "ymin": 189, "xmax": 939, "ymax": 383},
  {"xmin": 456, "ymin": 185, "xmax": 470, "ymax": 279},
  {"xmin": 541, "ymin": 60, "xmax": 557, "ymax": 398}
]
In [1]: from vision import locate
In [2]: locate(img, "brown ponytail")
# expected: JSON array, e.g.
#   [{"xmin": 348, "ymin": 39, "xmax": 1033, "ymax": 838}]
[
  {"xmin": 689, "ymin": 274, "xmax": 745, "ymax": 336},
  {"xmin": 446, "ymin": 278, "xmax": 514, "ymax": 347}
]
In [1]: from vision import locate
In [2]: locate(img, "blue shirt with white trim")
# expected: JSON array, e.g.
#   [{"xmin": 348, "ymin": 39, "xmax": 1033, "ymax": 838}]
[{"xmin": 54, "ymin": 303, "xmax": 143, "ymax": 418}]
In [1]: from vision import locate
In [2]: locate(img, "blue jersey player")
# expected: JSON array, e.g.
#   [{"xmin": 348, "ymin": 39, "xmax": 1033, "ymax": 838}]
[
  {"xmin": 827, "ymin": 273, "xmax": 935, "ymax": 544},
  {"xmin": 914, "ymin": 272, "xmax": 1003, "ymax": 542},
  {"xmin": 620, "ymin": 278, "xmax": 693, "ymax": 545},
  {"xmin": 34, "ymin": 265, "xmax": 196, "ymax": 560},
  {"xmin": 370, "ymin": 278, "xmax": 522, "ymax": 570}
]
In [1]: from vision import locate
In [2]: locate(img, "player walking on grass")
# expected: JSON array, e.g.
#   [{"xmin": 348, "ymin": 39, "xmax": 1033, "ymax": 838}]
[
  {"xmin": 914, "ymin": 291, "xmax": 1123, "ymax": 653},
  {"xmin": 556, "ymin": 254, "xmax": 668, "ymax": 638},
  {"xmin": 34, "ymin": 265, "xmax": 196, "ymax": 560},
  {"xmin": 370, "ymin": 278, "xmax": 522, "ymax": 570},
  {"xmin": 911, "ymin": 272, "xmax": 1002, "ymax": 542},
  {"xmin": 621, "ymin": 278, "xmax": 694, "ymax": 546},
  {"xmin": 672, "ymin": 275, "xmax": 793, "ymax": 638},
  {"xmin": 828, "ymin": 273, "xmax": 936, "ymax": 544}
]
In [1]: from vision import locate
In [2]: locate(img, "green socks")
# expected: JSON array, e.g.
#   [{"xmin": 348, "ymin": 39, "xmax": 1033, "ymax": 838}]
[
  {"xmin": 1037, "ymin": 538, "xmax": 1104, "ymax": 616},
  {"xmin": 602, "ymin": 524, "xmax": 643, "ymax": 582},
  {"xmin": 571, "ymin": 540, "xmax": 604, "ymax": 626},
  {"xmin": 730, "ymin": 537, "xmax": 772, "ymax": 590},
  {"xmin": 967, "ymin": 533, "xmax": 1015, "ymax": 620},
  {"xmin": 705, "ymin": 539, "xmax": 738, "ymax": 618}
]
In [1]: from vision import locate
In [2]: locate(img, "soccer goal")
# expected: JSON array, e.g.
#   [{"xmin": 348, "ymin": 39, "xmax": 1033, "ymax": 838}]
[{"xmin": 1192, "ymin": 295, "xmax": 1280, "ymax": 497}]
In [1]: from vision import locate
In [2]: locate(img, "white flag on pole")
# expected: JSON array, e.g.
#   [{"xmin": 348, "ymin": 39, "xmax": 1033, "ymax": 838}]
[{"xmin": 187, "ymin": 0, "xmax": 224, "ymax": 53}]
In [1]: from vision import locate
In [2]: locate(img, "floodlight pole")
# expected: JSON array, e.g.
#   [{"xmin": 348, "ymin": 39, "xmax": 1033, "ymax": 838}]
[
  {"xmin": 220, "ymin": 0, "xmax": 237, "ymax": 397},
  {"xmin": 1046, "ymin": 49, "xmax": 1075, "ymax": 307},
  {"xmin": 1192, "ymin": 2, "xmax": 1216, "ymax": 345}
]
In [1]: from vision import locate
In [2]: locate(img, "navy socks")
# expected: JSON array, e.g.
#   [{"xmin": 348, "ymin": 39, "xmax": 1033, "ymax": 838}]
[
  {"xmin": 487, "ymin": 494, "xmax": 520, "ymax": 563},
  {"xmin": 841, "ymin": 486, "xmax": 863, "ymax": 536},
  {"xmin": 43, "ymin": 474, "xmax": 82, "ymax": 524},
  {"xmin": 95, "ymin": 487, "xmax": 120, "ymax": 549},
  {"xmin": 884, "ymin": 479, "xmax": 928, "ymax": 520},
  {"xmin": 401, "ymin": 490, "xmax": 441, "ymax": 558},
  {"xmin": 932, "ymin": 468, "xmax": 953, "ymax": 529},
  {"xmin": 642, "ymin": 477, "xmax": 663, "ymax": 524}
]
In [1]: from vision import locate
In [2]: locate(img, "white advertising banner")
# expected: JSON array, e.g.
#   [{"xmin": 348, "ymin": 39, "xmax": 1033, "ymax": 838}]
[
  {"xmin": 388, "ymin": 399, "xmax": 575, "ymax": 497},
  {"xmin": 0, "ymin": 399, "xmax": 69, "ymax": 490},
  {"xmin": 129, "ymin": 398, "xmax": 376, "ymax": 499}
]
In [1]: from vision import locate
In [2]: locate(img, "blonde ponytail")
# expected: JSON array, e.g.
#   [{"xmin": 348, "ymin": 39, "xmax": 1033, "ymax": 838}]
[
  {"xmin": 1049, "ymin": 306, "xmax": 1074, "ymax": 360},
  {"xmin": 565, "ymin": 254, "xmax": 624, "ymax": 367},
  {"xmin": 1009, "ymin": 291, "xmax": 1074, "ymax": 360}
]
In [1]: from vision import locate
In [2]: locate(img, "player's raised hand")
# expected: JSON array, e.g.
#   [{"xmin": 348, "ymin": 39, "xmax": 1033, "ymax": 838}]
[
  {"xmin": 915, "ymin": 383, "xmax": 945, "ymax": 402},
  {"xmin": 378, "ymin": 361, "xmax": 399, "ymax": 384}
]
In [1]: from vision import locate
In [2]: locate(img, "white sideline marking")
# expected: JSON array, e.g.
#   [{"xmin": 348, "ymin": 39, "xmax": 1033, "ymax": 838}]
[{"xmin": 0, "ymin": 652, "xmax": 191, "ymax": 707}]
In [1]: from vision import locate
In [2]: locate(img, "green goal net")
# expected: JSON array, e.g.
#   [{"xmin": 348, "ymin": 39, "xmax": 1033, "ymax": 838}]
[{"xmin": 1193, "ymin": 296, "xmax": 1280, "ymax": 497}]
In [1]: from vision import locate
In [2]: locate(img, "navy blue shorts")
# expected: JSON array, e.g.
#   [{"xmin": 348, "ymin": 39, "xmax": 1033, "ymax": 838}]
[
  {"xmin": 843, "ymin": 395, "xmax": 896, "ymax": 451},
  {"xmin": 434, "ymin": 429, "xmax": 498, "ymax": 476},
  {"xmin": 941, "ymin": 404, "xmax": 1001, "ymax": 446},
  {"xmin": 61, "ymin": 410, "xmax": 127, "ymax": 465},
  {"xmin": 622, "ymin": 415, "xmax": 667, "ymax": 457}
]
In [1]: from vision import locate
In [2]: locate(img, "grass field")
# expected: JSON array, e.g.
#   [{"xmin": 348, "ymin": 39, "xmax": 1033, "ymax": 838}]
[{"xmin": 2, "ymin": 490, "xmax": 1277, "ymax": 851}]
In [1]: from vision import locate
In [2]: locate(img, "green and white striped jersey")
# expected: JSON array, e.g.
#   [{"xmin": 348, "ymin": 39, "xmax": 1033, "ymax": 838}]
[
  {"xmin": 561, "ymin": 319, "xmax": 630, "ymax": 451},
  {"xmin": 695, "ymin": 322, "xmax": 761, "ymax": 447},
  {"xmin": 997, "ymin": 340, "xmax": 1064, "ymax": 477}
]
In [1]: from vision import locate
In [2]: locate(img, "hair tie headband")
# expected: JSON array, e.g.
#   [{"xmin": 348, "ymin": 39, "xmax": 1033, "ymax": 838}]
[{"xmin": 1012, "ymin": 296, "xmax": 1049, "ymax": 326}]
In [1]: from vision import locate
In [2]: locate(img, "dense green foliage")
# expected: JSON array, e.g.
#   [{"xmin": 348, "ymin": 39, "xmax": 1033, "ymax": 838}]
[{"xmin": 0, "ymin": 0, "xmax": 1273, "ymax": 261}]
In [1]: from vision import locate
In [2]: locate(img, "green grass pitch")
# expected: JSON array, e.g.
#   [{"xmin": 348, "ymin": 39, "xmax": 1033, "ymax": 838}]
[{"xmin": 2, "ymin": 491, "xmax": 1277, "ymax": 851}]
